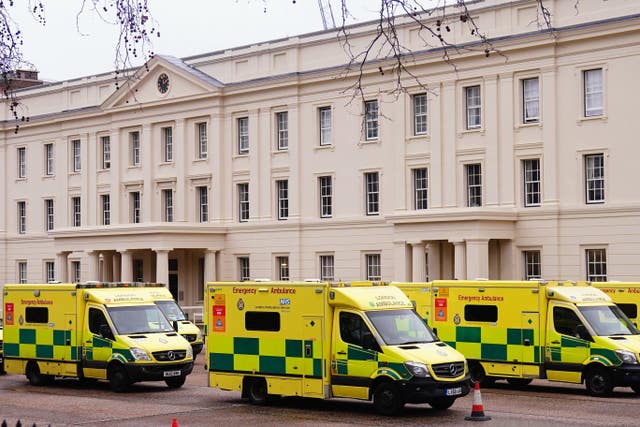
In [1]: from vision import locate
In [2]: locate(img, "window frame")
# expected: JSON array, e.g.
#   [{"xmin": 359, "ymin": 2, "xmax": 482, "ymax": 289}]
[
  {"xmin": 45, "ymin": 261, "xmax": 55, "ymax": 283},
  {"xmin": 130, "ymin": 131, "xmax": 141, "ymax": 166},
  {"xmin": 465, "ymin": 163, "xmax": 483, "ymax": 207},
  {"xmin": 319, "ymin": 175, "xmax": 333, "ymax": 218},
  {"xmin": 238, "ymin": 183, "xmax": 249, "ymax": 222},
  {"xmin": 465, "ymin": 85, "xmax": 482, "ymax": 130},
  {"xmin": 45, "ymin": 199, "xmax": 54, "ymax": 231},
  {"xmin": 197, "ymin": 122, "xmax": 208, "ymax": 160},
  {"xmin": 162, "ymin": 189, "xmax": 174, "ymax": 222},
  {"xmin": 318, "ymin": 106, "xmax": 332, "ymax": 146},
  {"xmin": 44, "ymin": 143, "xmax": 54, "ymax": 176},
  {"xmin": 238, "ymin": 256, "xmax": 250, "ymax": 281},
  {"xmin": 131, "ymin": 191, "xmax": 141, "ymax": 224},
  {"xmin": 365, "ymin": 253, "xmax": 382, "ymax": 281},
  {"xmin": 101, "ymin": 194, "xmax": 111, "ymax": 226},
  {"xmin": 71, "ymin": 139, "xmax": 81, "ymax": 172},
  {"xmin": 276, "ymin": 179, "xmax": 289, "ymax": 220},
  {"xmin": 162, "ymin": 127, "xmax": 173, "ymax": 163},
  {"xmin": 364, "ymin": 171, "xmax": 380, "ymax": 215},
  {"xmin": 413, "ymin": 93, "xmax": 428, "ymax": 135},
  {"xmin": 71, "ymin": 196, "xmax": 81, "ymax": 227},
  {"xmin": 523, "ymin": 250, "xmax": 542, "ymax": 280},
  {"xmin": 583, "ymin": 68, "xmax": 603, "ymax": 117},
  {"xmin": 71, "ymin": 260, "xmax": 81, "ymax": 282},
  {"xmin": 276, "ymin": 111, "xmax": 289, "ymax": 151},
  {"xmin": 586, "ymin": 248, "xmax": 607, "ymax": 282},
  {"xmin": 17, "ymin": 146, "xmax": 26, "ymax": 178},
  {"xmin": 585, "ymin": 153, "xmax": 605, "ymax": 204},
  {"xmin": 276, "ymin": 256, "xmax": 290, "ymax": 281},
  {"xmin": 413, "ymin": 167, "xmax": 428, "ymax": 210},
  {"xmin": 17, "ymin": 200, "xmax": 26, "ymax": 234},
  {"xmin": 319, "ymin": 254, "xmax": 335, "ymax": 281},
  {"xmin": 523, "ymin": 158, "xmax": 541, "ymax": 207},
  {"xmin": 197, "ymin": 185, "xmax": 209, "ymax": 223},
  {"xmin": 522, "ymin": 77, "xmax": 540, "ymax": 124},
  {"xmin": 18, "ymin": 261, "xmax": 27, "ymax": 284},
  {"xmin": 237, "ymin": 117, "xmax": 249, "ymax": 155},
  {"xmin": 100, "ymin": 136, "xmax": 111, "ymax": 170},
  {"xmin": 364, "ymin": 100, "xmax": 379, "ymax": 141}
]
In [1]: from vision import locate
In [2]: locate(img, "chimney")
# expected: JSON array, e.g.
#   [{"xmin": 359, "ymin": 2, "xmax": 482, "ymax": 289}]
[{"xmin": 0, "ymin": 69, "xmax": 44, "ymax": 92}]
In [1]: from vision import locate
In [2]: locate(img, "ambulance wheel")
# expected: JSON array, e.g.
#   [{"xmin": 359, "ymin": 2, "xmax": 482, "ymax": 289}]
[
  {"xmin": 373, "ymin": 382, "xmax": 405, "ymax": 416},
  {"xmin": 585, "ymin": 367, "xmax": 613, "ymax": 397},
  {"xmin": 429, "ymin": 397, "xmax": 455, "ymax": 410},
  {"xmin": 247, "ymin": 378, "xmax": 269, "ymax": 405},
  {"xmin": 108, "ymin": 365, "xmax": 131, "ymax": 393},
  {"xmin": 165, "ymin": 376, "xmax": 186, "ymax": 389},
  {"xmin": 506, "ymin": 378, "xmax": 533, "ymax": 387},
  {"xmin": 469, "ymin": 362, "xmax": 494, "ymax": 387},
  {"xmin": 26, "ymin": 361, "xmax": 52, "ymax": 386}
]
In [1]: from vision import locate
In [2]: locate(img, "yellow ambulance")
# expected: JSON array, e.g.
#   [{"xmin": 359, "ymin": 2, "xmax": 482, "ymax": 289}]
[
  {"xmin": 204, "ymin": 281, "xmax": 470, "ymax": 415},
  {"xmin": 2, "ymin": 282, "xmax": 194, "ymax": 392},
  {"xmin": 588, "ymin": 282, "xmax": 640, "ymax": 324},
  {"xmin": 394, "ymin": 280, "xmax": 640, "ymax": 396}
]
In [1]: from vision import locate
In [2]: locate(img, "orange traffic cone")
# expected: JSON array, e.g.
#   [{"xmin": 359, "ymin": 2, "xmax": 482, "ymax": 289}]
[
  {"xmin": 464, "ymin": 381, "xmax": 491, "ymax": 421},
  {"xmin": 171, "ymin": 418, "xmax": 178, "ymax": 427}
]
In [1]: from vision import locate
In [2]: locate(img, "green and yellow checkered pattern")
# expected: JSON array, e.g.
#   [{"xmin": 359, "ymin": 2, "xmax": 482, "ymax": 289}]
[
  {"xmin": 333, "ymin": 345, "xmax": 409, "ymax": 379},
  {"xmin": 3, "ymin": 327, "xmax": 78, "ymax": 361}
]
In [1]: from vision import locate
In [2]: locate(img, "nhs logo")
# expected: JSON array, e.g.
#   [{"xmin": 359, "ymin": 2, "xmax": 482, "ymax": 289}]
[{"xmin": 280, "ymin": 298, "xmax": 291, "ymax": 306}]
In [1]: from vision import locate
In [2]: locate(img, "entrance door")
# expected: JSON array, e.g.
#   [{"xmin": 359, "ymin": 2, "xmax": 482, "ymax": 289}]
[
  {"xmin": 520, "ymin": 311, "xmax": 540, "ymax": 378},
  {"xmin": 169, "ymin": 273, "xmax": 178, "ymax": 301},
  {"xmin": 302, "ymin": 316, "xmax": 324, "ymax": 398}
]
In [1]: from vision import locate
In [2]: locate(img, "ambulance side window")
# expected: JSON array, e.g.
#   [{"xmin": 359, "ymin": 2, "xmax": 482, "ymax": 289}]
[
  {"xmin": 553, "ymin": 306, "xmax": 586, "ymax": 339},
  {"xmin": 617, "ymin": 304, "xmax": 637, "ymax": 320},
  {"xmin": 25, "ymin": 307, "xmax": 48, "ymax": 323},
  {"xmin": 339, "ymin": 312, "xmax": 380, "ymax": 352},
  {"xmin": 88, "ymin": 308, "xmax": 113, "ymax": 340}
]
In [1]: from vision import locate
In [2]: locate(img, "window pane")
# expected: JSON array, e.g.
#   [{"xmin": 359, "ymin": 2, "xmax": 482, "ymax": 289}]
[
  {"xmin": 276, "ymin": 112, "xmax": 288, "ymax": 150},
  {"xmin": 238, "ymin": 117, "xmax": 249, "ymax": 154},
  {"xmin": 319, "ymin": 176, "xmax": 332, "ymax": 218},
  {"xmin": 277, "ymin": 180, "xmax": 289, "ymax": 220},
  {"xmin": 413, "ymin": 94, "xmax": 427, "ymax": 135},
  {"xmin": 586, "ymin": 248, "xmax": 607, "ymax": 282},
  {"xmin": 320, "ymin": 255, "xmax": 334, "ymax": 281},
  {"xmin": 523, "ymin": 159, "xmax": 541, "ymax": 207},
  {"xmin": 413, "ymin": 168, "xmax": 428, "ymax": 210},
  {"xmin": 466, "ymin": 164, "xmax": 482, "ymax": 207},
  {"xmin": 585, "ymin": 154, "xmax": 605, "ymax": 203},
  {"xmin": 319, "ymin": 107, "xmax": 332, "ymax": 146},
  {"xmin": 365, "ymin": 172, "xmax": 379, "ymax": 215},
  {"xmin": 366, "ymin": 254, "xmax": 381, "ymax": 280},
  {"xmin": 523, "ymin": 78, "xmax": 540, "ymax": 123},
  {"xmin": 584, "ymin": 69, "xmax": 603, "ymax": 117},
  {"xmin": 365, "ymin": 100, "xmax": 379, "ymax": 140},
  {"xmin": 465, "ymin": 86, "xmax": 481, "ymax": 129}
]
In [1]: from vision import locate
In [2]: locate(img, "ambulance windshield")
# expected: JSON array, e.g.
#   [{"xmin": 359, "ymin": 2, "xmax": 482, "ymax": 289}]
[
  {"xmin": 367, "ymin": 309, "xmax": 437, "ymax": 345},
  {"xmin": 107, "ymin": 305, "xmax": 175, "ymax": 335},
  {"xmin": 156, "ymin": 300, "xmax": 187, "ymax": 322},
  {"xmin": 579, "ymin": 305, "xmax": 640, "ymax": 336}
]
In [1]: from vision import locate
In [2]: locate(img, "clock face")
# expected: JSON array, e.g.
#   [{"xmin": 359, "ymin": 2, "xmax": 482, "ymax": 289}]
[{"xmin": 157, "ymin": 73, "xmax": 170, "ymax": 94}]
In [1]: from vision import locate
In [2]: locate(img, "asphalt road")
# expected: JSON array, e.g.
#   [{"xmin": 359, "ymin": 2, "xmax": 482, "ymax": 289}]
[{"xmin": 1, "ymin": 357, "xmax": 639, "ymax": 427}]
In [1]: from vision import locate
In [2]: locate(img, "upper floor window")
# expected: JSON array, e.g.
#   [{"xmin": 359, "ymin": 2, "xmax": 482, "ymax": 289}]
[
  {"xmin": 197, "ymin": 122, "xmax": 208, "ymax": 159},
  {"xmin": 319, "ymin": 176, "xmax": 333, "ymax": 218},
  {"xmin": 197, "ymin": 186, "xmax": 209, "ymax": 223},
  {"xmin": 101, "ymin": 194, "xmax": 111, "ymax": 226},
  {"xmin": 162, "ymin": 189, "xmax": 174, "ymax": 222},
  {"xmin": 44, "ymin": 143, "xmax": 54, "ymax": 176},
  {"xmin": 522, "ymin": 77, "xmax": 540, "ymax": 123},
  {"xmin": 364, "ymin": 100, "xmax": 379, "ymax": 140},
  {"xmin": 365, "ymin": 253, "xmax": 381, "ymax": 281},
  {"xmin": 523, "ymin": 250, "xmax": 541, "ymax": 280},
  {"xmin": 17, "ymin": 147, "xmax": 26, "ymax": 178},
  {"xmin": 465, "ymin": 85, "xmax": 481, "ymax": 129},
  {"xmin": 130, "ymin": 191, "xmax": 141, "ymax": 223},
  {"xmin": 71, "ymin": 196, "xmax": 81, "ymax": 227},
  {"xmin": 320, "ymin": 254, "xmax": 335, "ymax": 281},
  {"xmin": 413, "ymin": 93, "xmax": 427, "ymax": 135},
  {"xmin": 276, "ymin": 256, "xmax": 290, "ymax": 281},
  {"xmin": 585, "ymin": 153, "xmax": 604, "ymax": 204},
  {"xmin": 584, "ymin": 68, "xmax": 603, "ymax": 117},
  {"xmin": 365, "ymin": 172, "xmax": 379, "ymax": 215},
  {"xmin": 319, "ymin": 107, "xmax": 332, "ymax": 146},
  {"xmin": 238, "ymin": 183, "xmax": 249, "ymax": 222},
  {"xmin": 162, "ymin": 127, "xmax": 173, "ymax": 163},
  {"xmin": 466, "ymin": 163, "xmax": 482, "ymax": 207},
  {"xmin": 586, "ymin": 248, "xmax": 607, "ymax": 282},
  {"xmin": 413, "ymin": 168, "xmax": 428, "ymax": 210},
  {"xmin": 17, "ymin": 201, "xmax": 26, "ymax": 234},
  {"xmin": 71, "ymin": 139, "xmax": 81, "ymax": 172},
  {"xmin": 44, "ymin": 199, "xmax": 54, "ymax": 231},
  {"xmin": 276, "ymin": 111, "xmax": 288, "ymax": 150},
  {"xmin": 276, "ymin": 179, "xmax": 289, "ymax": 220},
  {"xmin": 130, "ymin": 131, "xmax": 140, "ymax": 166},
  {"xmin": 237, "ymin": 117, "xmax": 249, "ymax": 154},
  {"xmin": 523, "ymin": 159, "xmax": 541, "ymax": 207},
  {"xmin": 238, "ymin": 256, "xmax": 250, "ymax": 281},
  {"xmin": 99, "ymin": 136, "xmax": 111, "ymax": 170}
]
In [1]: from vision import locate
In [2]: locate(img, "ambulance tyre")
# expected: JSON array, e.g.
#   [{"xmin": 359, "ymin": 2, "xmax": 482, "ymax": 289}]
[
  {"xmin": 26, "ymin": 361, "xmax": 52, "ymax": 386},
  {"xmin": 373, "ymin": 382, "xmax": 405, "ymax": 416},
  {"xmin": 108, "ymin": 364, "xmax": 130, "ymax": 393},
  {"xmin": 584, "ymin": 367, "xmax": 613, "ymax": 397},
  {"xmin": 165, "ymin": 376, "xmax": 186, "ymax": 389},
  {"xmin": 506, "ymin": 378, "xmax": 533, "ymax": 387},
  {"xmin": 246, "ymin": 377, "xmax": 269, "ymax": 405},
  {"xmin": 429, "ymin": 397, "xmax": 456, "ymax": 410},
  {"xmin": 469, "ymin": 362, "xmax": 494, "ymax": 387}
]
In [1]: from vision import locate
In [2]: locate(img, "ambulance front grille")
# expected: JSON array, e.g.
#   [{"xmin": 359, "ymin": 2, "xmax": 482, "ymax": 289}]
[
  {"xmin": 431, "ymin": 362, "xmax": 465, "ymax": 378},
  {"xmin": 152, "ymin": 350, "xmax": 187, "ymax": 361}
]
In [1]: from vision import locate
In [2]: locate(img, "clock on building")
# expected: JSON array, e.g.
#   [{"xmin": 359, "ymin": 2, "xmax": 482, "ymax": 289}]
[{"xmin": 157, "ymin": 73, "xmax": 170, "ymax": 94}]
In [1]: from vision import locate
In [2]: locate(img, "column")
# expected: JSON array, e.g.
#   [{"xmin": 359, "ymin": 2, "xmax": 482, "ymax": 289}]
[
  {"xmin": 204, "ymin": 249, "xmax": 217, "ymax": 283},
  {"xmin": 427, "ymin": 242, "xmax": 441, "ymax": 281},
  {"xmin": 154, "ymin": 248, "xmax": 171, "ymax": 287},
  {"xmin": 86, "ymin": 251, "xmax": 100, "ymax": 282},
  {"xmin": 450, "ymin": 239, "xmax": 466, "ymax": 280},
  {"xmin": 103, "ymin": 252, "xmax": 114, "ymax": 281},
  {"xmin": 500, "ymin": 240, "xmax": 516, "ymax": 280},
  {"xmin": 410, "ymin": 241, "xmax": 427, "ymax": 282},
  {"xmin": 466, "ymin": 238, "xmax": 489, "ymax": 280},
  {"xmin": 112, "ymin": 252, "xmax": 121, "ymax": 282},
  {"xmin": 55, "ymin": 252, "xmax": 69, "ymax": 282},
  {"xmin": 119, "ymin": 250, "xmax": 133, "ymax": 282},
  {"xmin": 393, "ymin": 240, "xmax": 410, "ymax": 282}
]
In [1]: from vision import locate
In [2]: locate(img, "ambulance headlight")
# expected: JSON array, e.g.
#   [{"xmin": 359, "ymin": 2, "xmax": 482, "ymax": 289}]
[
  {"xmin": 130, "ymin": 347, "xmax": 151, "ymax": 361},
  {"xmin": 615, "ymin": 349, "xmax": 638, "ymax": 364},
  {"xmin": 405, "ymin": 361, "xmax": 431, "ymax": 378},
  {"xmin": 187, "ymin": 345, "xmax": 193, "ymax": 359}
]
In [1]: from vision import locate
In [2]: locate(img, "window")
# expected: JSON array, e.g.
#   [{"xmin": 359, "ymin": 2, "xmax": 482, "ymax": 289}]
[
  {"xmin": 45, "ymin": 261, "xmax": 55, "ymax": 283},
  {"xmin": 88, "ymin": 308, "xmax": 111, "ymax": 336},
  {"xmin": 71, "ymin": 260, "xmax": 81, "ymax": 282},
  {"xmin": 364, "ymin": 100, "xmax": 379, "ymax": 140},
  {"xmin": 26, "ymin": 307, "xmax": 48, "ymax": 323},
  {"xmin": 17, "ymin": 201, "xmax": 26, "ymax": 234},
  {"xmin": 466, "ymin": 163, "xmax": 482, "ymax": 207},
  {"xmin": 522, "ymin": 78, "xmax": 540, "ymax": 123},
  {"xmin": 617, "ymin": 304, "xmax": 638, "ymax": 320},
  {"xmin": 413, "ymin": 168, "xmax": 428, "ymax": 210},
  {"xmin": 72, "ymin": 139, "xmax": 81, "ymax": 172},
  {"xmin": 100, "ymin": 136, "xmax": 111, "ymax": 169},
  {"xmin": 18, "ymin": 261, "xmax": 27, "ymax": 283},
  {"xmin": 584, "ymin": 68, "xmax": 603, "ymax": 117},
  {"xmin": 464, "ymin": 305, "xmax": 498, "ymax": 322},
  {"xmin": 239, "ymin": 256, "xmax": 250, "ymax": 281},
  {"xmin": 413, "ymin": 93, "xmax": 427, "ymax": 135},
  {"xmin": 523, "ymin": 159, "xmax": 541, "ymax": 207},
  {"xmin": 339, "ymin": 312, "xmax": 377, "ymax": 351},
  {"xmin": 163, "ymin": 189, "xmax": 173, "ymax": 222},
  {"xmin": 17, "ymin": 147, "xmax": 26, "ymax": 178},
  {"xmin": 130, "ymin": 131, "xmax": 140, "ymax": 166},
  {"xmin": 197, "ymin": 186, "xmax": 208, "ymax": 222},
  {"xmin": 245, "ymin": 312, "xmax": 280, "ymax": 332},
  {"xmin": 553, "ymin": 306, "xmax": 584, "ymax": 337},
  {"xmin": 133, "ymin": 259, "xmax": 144, "ymax": 282},
  {"xmin": 237, "ymin": 117, "xmax": 249, "ymax": 154},
  {"xmin": 585, "ymin": 154, "xmax": 604, "ymax": 203},
  {"xmin": 71, "ymin": 196, "xmax": 81, "ymax": 227},
  {"xmin": 44, "ymin": 143, "xmax": 54, "ymax": 176},
  {"xmin": 238, "ymin": 183, "xmax": 249, "ymax": 222},
  {"xmin": 319, "ymin": 106, "xmax": 332, "ymax": 146},
  {"xmin": 162, "ymin": 127, "xmax": 173, "ymax": 162},
  {"xmin": 131, "ymin": 192, "xmax": 141, "ymax": 223},
  {"xmin": 101, "ymin": 194, "xmax": 110, "ymax": 225},
  {"xmin": 197, "ymin": 122, "xmax": 208, "ymax": 159},
  {"xmin": 320, "ymin": 255, "xmax": 334, "ymax": 281},
  {"xmin": 365, "ymin": 172, "xmax": 379, "ymax": 215},
  {"xmin": 45, "ymin": 199, "xmax": 54, "ymax": 231},
  {"xmin": 465, "ymin": 85, "xmax": 481, "ymax": 129},
  {"xmin": 586, "ymin": 248, "xmax": 607, "ymax": 282},
  {"xmin": 276, "ymin": 180, "xmax": 289, "ymax": 220},
  {"xmin": 319, "ymin": 176, "xmax": 333, "ymax": 218},
  {"xmin": 366, "ymin": 253, "xmax": 381, "ymax": 281},
  {"xmin": 523, "ymin": 250, "xmax": 541, "ymax": 280},
  {"xmin": 276, "ymin": 111, "xmax": 288, "ymax": 150},
  {"xmin": 277, "ymin": 256, "xmax": 289, "ymax": 280}
]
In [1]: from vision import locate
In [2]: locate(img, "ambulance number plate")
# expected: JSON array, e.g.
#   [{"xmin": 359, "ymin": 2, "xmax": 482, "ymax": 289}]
[
  {"xmin": 164, "ymin": 370, "xmax": 181, "ymax": 378},
  {"xmin": 445, "ymin": 387, "xmax": 462, "ymax": 396}
]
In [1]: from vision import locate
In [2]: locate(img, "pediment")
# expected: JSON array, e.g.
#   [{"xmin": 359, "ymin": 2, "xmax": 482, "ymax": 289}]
[{"xmin": 102, "ymin": 55, "xmax": 224, "ymax": 109}]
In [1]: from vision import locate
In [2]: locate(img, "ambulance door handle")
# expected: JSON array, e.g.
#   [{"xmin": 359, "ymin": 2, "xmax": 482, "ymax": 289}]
[
  {"xmin": 337, "ymin": 351, "xmax": 346, "ymax": 355},
  {"xmin": 523, "ymin": 339, "xmax": 531, "ymax": 346},
  {"xmin": 551, "ymin": 340, "xmax": 560, "ymax": 345},
  {"xmin": 305, "ymin": 344, "xmax": 312, "ymax": 357}
]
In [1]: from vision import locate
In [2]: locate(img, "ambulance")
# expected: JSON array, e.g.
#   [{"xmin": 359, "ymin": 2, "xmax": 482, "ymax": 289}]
[
  {"xmin": 394, "ymin": 280, "xmax": 640, "ymax": 396},
  {"xmin": 147, "ymin": 286, "xmax": 204, "ymax": 356},
  {"xmin": 2, "ymin": 282, "xmax": 194, "ymax": 392},
  {"xmin": 204, "ymin": 281, "xmax": 470, "ymax": 415},
  {"xmin": 588, "ymin": 282, "xmax": 640, "ymax": 324}
]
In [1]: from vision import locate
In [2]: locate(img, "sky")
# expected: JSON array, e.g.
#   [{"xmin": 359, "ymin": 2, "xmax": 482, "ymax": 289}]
[{"xmin": 12, "ymin": 1, "xmax": 382, "ymax": 82}]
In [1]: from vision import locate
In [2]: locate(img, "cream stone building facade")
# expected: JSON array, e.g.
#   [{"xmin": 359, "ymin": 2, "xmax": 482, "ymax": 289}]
[{"xmin": 2, "ymin": 0, "xmax": 640, "ymax": 309}]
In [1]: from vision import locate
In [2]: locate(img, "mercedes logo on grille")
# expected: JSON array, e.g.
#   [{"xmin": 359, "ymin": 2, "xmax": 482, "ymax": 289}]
[
  {"xmin": 167, "ymin": 351, "xmax": 176, "ymax": 361},
  {"xmin": 449, "ymin": 363, "xmax": 457, "ymax": 375}
]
